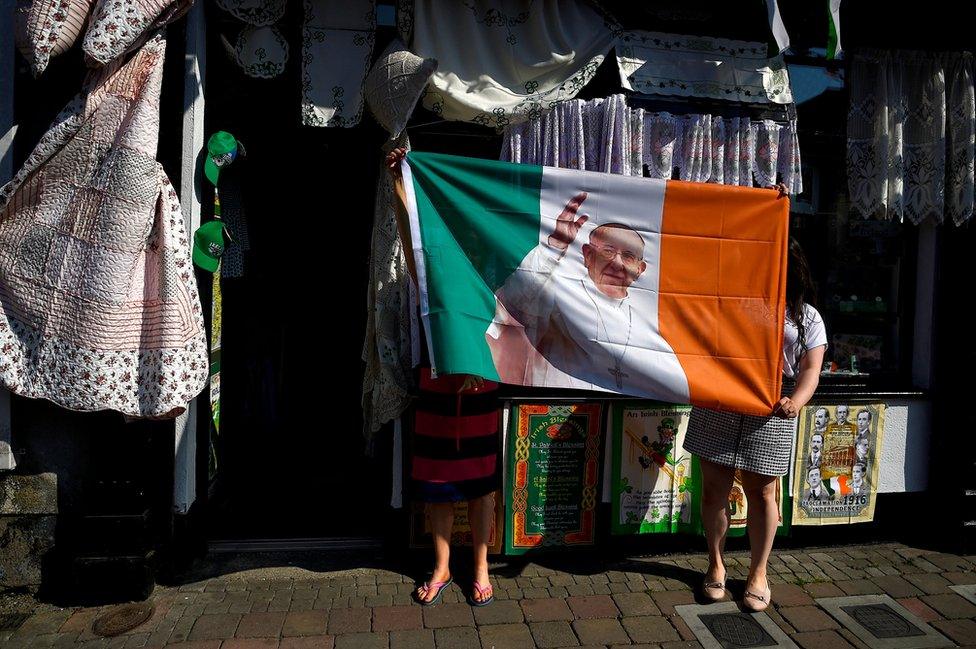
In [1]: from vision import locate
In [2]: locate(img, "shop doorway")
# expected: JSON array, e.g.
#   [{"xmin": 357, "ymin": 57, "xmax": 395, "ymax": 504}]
[
  {"xmin": 195, "ymin": 14, "xmax": 508, "ymax": 542},
  {"xmin": 200, "ymin": 15, "xmax": 392, "ymax": 541},
  {"xmin": 201, "ymin": 128, "xmax": 392, "ymax": 540}
]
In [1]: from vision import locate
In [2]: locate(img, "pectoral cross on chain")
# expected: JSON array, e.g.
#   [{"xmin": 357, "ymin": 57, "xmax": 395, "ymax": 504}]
[{"xmin": 608, "ymin": 363, "xmax": 628, "ymax": 390}]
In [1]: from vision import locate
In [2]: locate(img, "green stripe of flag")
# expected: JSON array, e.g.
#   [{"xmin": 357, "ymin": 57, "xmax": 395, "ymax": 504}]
[
  {"xmin": 408, "ymin": 152, "xmax": 543, "ymax": 379},
  {"xmin": 827, "ymin": 0, "xmax": 842, "ymax": 59}
]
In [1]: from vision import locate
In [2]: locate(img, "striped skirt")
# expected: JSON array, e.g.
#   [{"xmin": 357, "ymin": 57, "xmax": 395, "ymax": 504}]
[{"xmin": 410, "ymin": 369, "xmax": 500, "ymax": 503}]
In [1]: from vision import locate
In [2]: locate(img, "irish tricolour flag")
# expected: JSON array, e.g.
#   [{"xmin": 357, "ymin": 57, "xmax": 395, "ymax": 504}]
[
  {"xmin": 402, "ymin": 152, "xmax": 788, "ymax": 415},
  {"xmin": 824, "ymin": 474, "xmax": 854, "ymax": 498}
]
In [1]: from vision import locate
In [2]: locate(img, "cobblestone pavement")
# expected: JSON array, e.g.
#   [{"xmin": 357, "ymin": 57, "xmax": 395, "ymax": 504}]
[{"xmin": 2, "ymin": 543, "xmax": 975, "ymax": 648}]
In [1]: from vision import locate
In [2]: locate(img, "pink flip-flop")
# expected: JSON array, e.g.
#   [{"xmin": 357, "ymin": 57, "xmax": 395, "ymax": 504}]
[
  {"xmin": 414, "ymin": 577, "xmax": 453, "ymax": 606},
  {"xmin": 468, "ymin": 581, "xmax": 494, "ymax": 607}
]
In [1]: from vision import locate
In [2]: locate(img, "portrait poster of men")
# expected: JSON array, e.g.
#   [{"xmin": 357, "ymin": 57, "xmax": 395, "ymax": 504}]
[
  {"xmin": 792, "ymin": 404, "xmax": 886, "ymax": 525},
  {"xmin": 611, "ymin": 403, "xmax": 696, "ymax": 534}
]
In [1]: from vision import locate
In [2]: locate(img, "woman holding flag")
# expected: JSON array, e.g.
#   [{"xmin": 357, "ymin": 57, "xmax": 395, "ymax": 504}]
[
  {"xmin": 684, "ymin": 236, "xmax": 827, "ymax": 612},
  {"xmin": 386, "ymin": 147, "xmax": 499, "ymax": 608}
]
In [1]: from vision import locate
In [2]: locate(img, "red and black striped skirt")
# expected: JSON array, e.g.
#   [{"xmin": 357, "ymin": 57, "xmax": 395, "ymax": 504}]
[{"xmin": 410, "ymin": 369, "xmax": 500, "ymax": 503}]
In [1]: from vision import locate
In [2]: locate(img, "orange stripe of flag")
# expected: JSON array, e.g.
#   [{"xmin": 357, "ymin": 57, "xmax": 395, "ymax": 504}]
[{"xmin": 658, "ymin": 180, "xmax": 789, "ymax": 416}]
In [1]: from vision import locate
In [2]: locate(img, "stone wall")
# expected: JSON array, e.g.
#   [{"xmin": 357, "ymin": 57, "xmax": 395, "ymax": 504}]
[{"xmin": 0, "ymin": 473, "xmax": 57, "ymax": 590}]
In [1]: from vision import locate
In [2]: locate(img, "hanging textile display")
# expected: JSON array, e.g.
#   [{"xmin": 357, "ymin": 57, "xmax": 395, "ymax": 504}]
[
  {"xmin": 364, "ymin": 38, "xmax": 438, "ymax": 140},
  {"xmin": 360, "ymin": 44, "xmax": 437, "ymax": 435},
  {"xmin": 505, "ymin": 403, "xmax": 602, "ymax": 554},
  {"xmin": 945, "ymin": 56, "xmax": 976, "ymax": 226},
  {"xmin": 301, "ymin": 0, "xmax": 376, "ymax": 127},
  {"xmin": 216, "ymin": 172, "xmax": 250, "ymax": 279},
  {"xmin": 401, "ymin": 152, "xmax": 789, "ymax": 415},
  {"xmin": 611, "ymin": 403, "xmax": 696, "ymax": 534},
  {"xmin": 791, "ymin": 404, "xmax": 886, "ymax": 525},
  {"xmin": 610, "ymin": 402, "xmax": 790, "ymax": 537},
  {"xmin": 410, "ymin": 0, "xmax": 617, "ymax": 129},
  {"xmin": 848, "ymin": 50, "xmax": 975, "ymax": 225},
  {"xmin": 501, "ymin": 95, "xmax": 803, "ymax": 194},
  {"xmin": 361, "ymin": 138, "xmax": 420, "ymax": 436},
  {"xmin": 0, "ymin": 34, "xmax": 208, "ymax": 418},
  {"xmin": 217, "ymin": 0, "xmax": 289, "ymax": 80},
  {"xmin": 205, "ymin": 184, "xmax": 223, "ymax": 479},
  {"xmin": 616, "ymin": 31, "xmax": 793, "ymax": 105},
  {"xmin": 642, "ymin": 111, "xmax": 679, "ymax": 180},
  {"xmin": 764, "ymin": 0, "xmax": 789, "ymax": 54},
  {"xmin": 216, "ymin": 0, "xmax": 285, "ymax": 25},
  {"xmin": 15, "ymin": 0, "xmax": 95, "ymax": 77},
  {"xmin": 208, "ymin": 253, "xmax": 222, "ymax": 479},
  {"xmin": 827, "ymin": 0, "xmax": 843, "ymax": 60},
  {"xmin": 396, "ymin": 0, "xmax": 413, "ymax": 44},
  {"xmin": 196, "ymin": 131, "xmax": 242, "ymax": 474},
  {"xmin": 233, "ymin": 25, "xmax": 289, "ymax": 79},
  {"xmin": 83, "ymin": 0, "xmax": 192, "ymax": 66}
]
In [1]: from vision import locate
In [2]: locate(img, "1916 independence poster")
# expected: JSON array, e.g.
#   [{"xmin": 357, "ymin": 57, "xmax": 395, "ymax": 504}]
[{"xmin": 792, "ymin": 403, "xmax": 886, "ymax": 525}]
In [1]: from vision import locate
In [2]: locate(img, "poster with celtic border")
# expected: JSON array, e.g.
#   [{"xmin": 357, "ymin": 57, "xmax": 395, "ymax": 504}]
[{"xmin": 505, "ymin": 403, "xmax": 602, "ymax": 554}]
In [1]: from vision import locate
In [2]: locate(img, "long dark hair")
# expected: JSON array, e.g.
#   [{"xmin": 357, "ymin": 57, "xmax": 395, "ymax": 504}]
[{"xmin": 786, "ymin": 237, "xmax": 817, "ymax": 369}]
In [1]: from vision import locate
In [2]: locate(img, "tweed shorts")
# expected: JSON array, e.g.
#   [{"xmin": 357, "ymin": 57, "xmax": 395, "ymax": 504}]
[{"xmin": 683, "ymin": 380, "xmax": 798, "ymax": 477}]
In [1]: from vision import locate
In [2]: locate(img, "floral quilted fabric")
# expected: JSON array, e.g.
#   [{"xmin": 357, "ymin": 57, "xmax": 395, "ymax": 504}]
[
  {"xmin": 0, "ymin": 34, "xmax": 208, "ymax": 418},
  {"xmin": 82, "ymin": 0, "xmax": 192, "ymax": 65}
]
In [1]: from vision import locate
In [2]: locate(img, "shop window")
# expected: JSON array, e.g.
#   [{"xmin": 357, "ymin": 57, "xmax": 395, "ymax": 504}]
[{"xmin": 792, "ymin": 177, "xmax": 918, "ymax": 389}]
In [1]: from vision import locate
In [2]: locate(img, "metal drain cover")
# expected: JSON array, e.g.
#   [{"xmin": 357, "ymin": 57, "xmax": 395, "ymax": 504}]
[
  {"xmin": 675, "ymin": 602, "xmax": 798, "ymax": 649},
  {"xmin": 92, "ymin": 602, "xmax": 154, "ymax": 637},
  {"xmin": 817, "ymin": 595, "xmax": 953, "ymax": 649},
  {"xmin": 700, "ymin": 612, "xmax": 778, "ymax": 648},
  {"xmin": 841, "ymin": 604, "xmax": 924, "ymax": 639}
]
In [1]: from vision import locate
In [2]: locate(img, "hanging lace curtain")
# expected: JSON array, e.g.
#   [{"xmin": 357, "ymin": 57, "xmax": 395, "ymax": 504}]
[
  {"xmin": 361, "ymin": 136, "xmax": 421, "ymax": 439},
  {"xmin": 502, "ymin": 94, "xmax": 803, "ymax": 193},
  {"xmin": 848, "ymin": 50, "xmax": 975, "ymax": 225}
]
